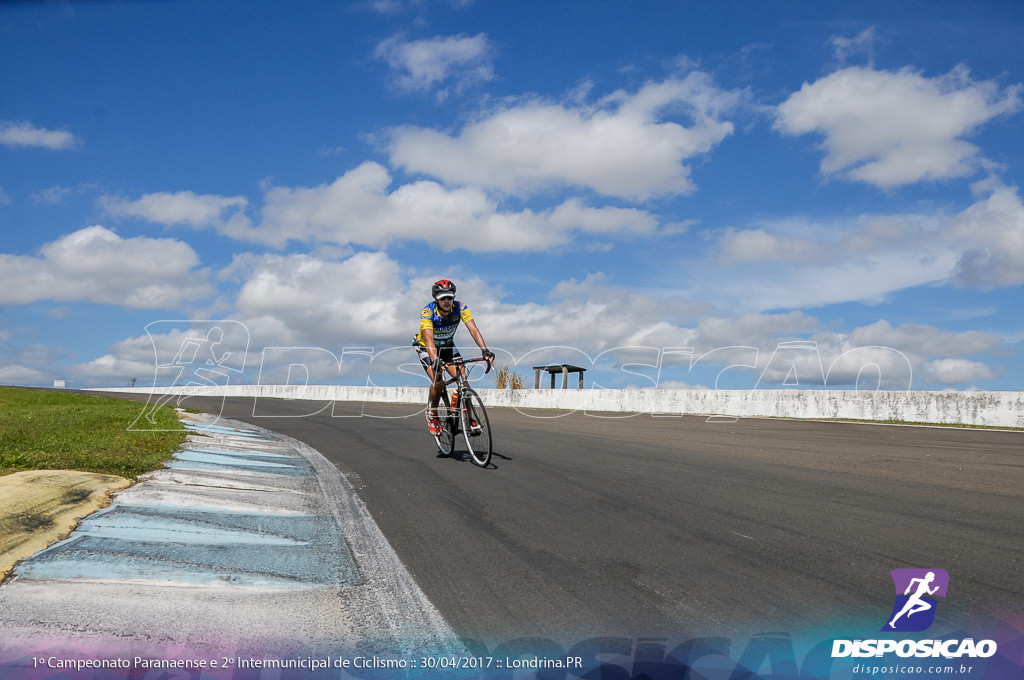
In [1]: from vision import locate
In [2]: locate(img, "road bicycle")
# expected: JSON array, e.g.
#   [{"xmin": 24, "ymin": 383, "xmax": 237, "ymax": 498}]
[{"xmin": 431, "ymin": 356, "xmax": 493, "ymax": 468}]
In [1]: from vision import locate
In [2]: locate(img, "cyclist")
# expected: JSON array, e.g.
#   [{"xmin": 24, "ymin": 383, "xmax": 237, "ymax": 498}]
[{"xmin": 414, "ymin": 279, "xmax": 494, "ymax": 435}]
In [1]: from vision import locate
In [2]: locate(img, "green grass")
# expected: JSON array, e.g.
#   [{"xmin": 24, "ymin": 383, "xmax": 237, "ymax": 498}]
[{"xmin": 0, "ymin": 387, "xmax": 187, "ymax": 478}]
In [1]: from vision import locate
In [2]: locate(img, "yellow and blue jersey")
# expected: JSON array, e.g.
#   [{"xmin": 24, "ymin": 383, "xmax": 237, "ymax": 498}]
[{"xmin": 413, "ymin": 300, "xmax": 474, "ymax": 348}]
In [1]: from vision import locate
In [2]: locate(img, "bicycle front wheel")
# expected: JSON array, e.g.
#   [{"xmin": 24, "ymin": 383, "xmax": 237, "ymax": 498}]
[
  {"xmin": 459, "ymin": 388, "xmax": 492, "ymax": 468},
  {"xmin": 434, "ymin": 392, "xmax": 455, "ymax": 457}
]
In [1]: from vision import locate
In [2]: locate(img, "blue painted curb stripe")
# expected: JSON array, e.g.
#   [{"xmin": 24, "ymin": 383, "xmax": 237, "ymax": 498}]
[
  {"xmin": 184, "ymin": 447, "xmax": 294, "ymax": 459},
  {"xmin": 174, "ymin": 450, "xmax": 300, "ymax": 469},
  {"xmin": 184, "ymin": 423, "xmax": 268, "ymax": 439},
  {"xmin": 18, "ymin": 505, "xmax": 359, "ymax": 589}
]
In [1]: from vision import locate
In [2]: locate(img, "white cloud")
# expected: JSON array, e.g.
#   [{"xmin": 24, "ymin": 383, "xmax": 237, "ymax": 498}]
[
  {"xmin": 203, "ymin": 264, "xmax": 709, "ymax": 384},
  {"xmin": 0, "ymin": 336, "xmax": 65, "ymax": 385},
  {"xmin": 704, "ymin": 181, "xmax": 1024, "ymax": 311},
  {"xmin": 0, "ymin": 363, "xmax": 52, "ymax": 385},
  {"xmin": 717, "ymin": 227, "xmax": 824, "ymax": 265},
  {"xmin": 97, "ymin": 163, "xmax": 659, "ymax": 252},
  {"xmin": 810, "ymin": 342, "xmax": 915, "ymax": 390},
  {"xmin": 694, "ymin": 311, "xmax": 818, "ymax": 350},
  {"xmin": 75, "ymin": 323, "xmax": 250, "ymax": 388},
  {"xmin": 212, "ymin": 260, "xmax": 1002, "ymax": 390},
  {"xmin": 100, "ymin": 191, "xmax": 249, "ymax": 228},
  {"xmin": 230, "ymin": 251, "xmax": 409, "ymax": 346},
  {"xmin": 949, "ymin": 183, "xmax": 1024, "ymax": 288},
  {"xmin": 31, "ymin": 186, "xmax": 73, "ymax": 205},
  {"xmin": 487, "ymin": 274, "xmax": 705, "ymax": 352},
  {"xmin": 58, "ymin": 258, "xmax": 1007, "ymax": 389},
  {"xmin": 82, "ymin": 260, "xmax": 698, "ymax": 383},
  {"xmin": 775, "ymin": 65, "xmax": 1022, "ymax": 188},
  {"xmin": 546, "ymin": 199, "xmax": 658, "ymax": 236},
  {"xmin": 679, "ymin": 318, "xmax": 1002, "ymax": 389},
  {"xmin": 388, "ymin": 72, "xmax": 742, "ymax": 201},
  {"xmin": 375, "ymin": 33, "xmax": 494, "ymax": 98},
  {"xmin": 63, "ymin": 257, "xmax": 443, "ymax": 387},
  {"xmin": 708, "ymin": 210, "xmax": 955, "ymax": 308},
  {"xmin": 924, "ymin": 358, "xmax": 1002, "ymax": 385},
  {"xmin": 831, "ymin": 27, "xmax": 876, "ymax": 68},
  {"xmin": 848, "ymin": 320, "xmax": 1002, "ymax": 358},
  {"xmin": 0, "ymin": 226, "xmax": 210, "ymax": 308},
  {"xmin": 696, "ymin": 243, "xmax": 958, "ymax": 313},
  {"xmin": 73, "ymin": 353, "xmax": 159, "ymax": 384},
  {"xmin": 249, "ymin": 161, "xmax": 659, "ymax": 251},
  {"xmin": 478, "ymin": 286, "xmax": 1004, "ymax": 390},
  {"xmin": 0, "ymin": 121, "xmax": 81, "ymax": 150},
  {"xmin": 365, "ymin": 0, "xmax": 404, "ymax": 14}
]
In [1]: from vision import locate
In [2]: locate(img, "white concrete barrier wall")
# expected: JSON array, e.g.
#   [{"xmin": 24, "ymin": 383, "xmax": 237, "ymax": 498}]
[{"xmin": 91, "ymin": 386, "xmax": 1024, "ymax": 429}]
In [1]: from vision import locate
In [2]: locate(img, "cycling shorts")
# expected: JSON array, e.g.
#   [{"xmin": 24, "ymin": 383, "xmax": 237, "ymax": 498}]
[{"xmin": 415, "ymin": 345, "xmax": 462, "ymax": 370}]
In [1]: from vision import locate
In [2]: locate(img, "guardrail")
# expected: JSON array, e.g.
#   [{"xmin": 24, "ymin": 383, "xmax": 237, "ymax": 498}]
[{"xmin": 90, "ymin": 386, "xmax": 1024, "ymax": 429}]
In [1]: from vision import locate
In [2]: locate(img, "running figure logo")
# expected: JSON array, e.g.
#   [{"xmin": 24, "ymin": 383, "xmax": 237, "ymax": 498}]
[
  {"xmin": 131, "ymin": 320, "xmax": 249, "ymax": 431},
  {"xmin": 882, "ymin": 568, "xmax": 949, "ymax": 632}
]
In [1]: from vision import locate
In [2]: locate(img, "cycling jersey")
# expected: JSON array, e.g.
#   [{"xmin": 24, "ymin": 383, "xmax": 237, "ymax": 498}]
[{"xmin": 413, "ymin": 300, "xmax": 474, "ymax": 348}]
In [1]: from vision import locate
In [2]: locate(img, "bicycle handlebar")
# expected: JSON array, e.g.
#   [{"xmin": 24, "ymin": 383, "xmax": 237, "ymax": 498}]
[{"xmin": 438, "ymin": 355, "xmax": 493, "ymax": 374}]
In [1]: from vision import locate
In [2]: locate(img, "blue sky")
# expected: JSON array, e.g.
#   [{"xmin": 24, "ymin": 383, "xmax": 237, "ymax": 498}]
[{"xmin": 1, "ymin": 0, "xmax": 1022, "ymax": 391}]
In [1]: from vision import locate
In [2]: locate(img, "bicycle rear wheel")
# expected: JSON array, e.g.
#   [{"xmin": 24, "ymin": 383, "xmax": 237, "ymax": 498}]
[
  {"xmin": 433, "ymin": 392, "xmax": 455, "ymax": 457},
  {"xmin": 459, "ymin": 388, "xmax": 492, "ymax": 468}
]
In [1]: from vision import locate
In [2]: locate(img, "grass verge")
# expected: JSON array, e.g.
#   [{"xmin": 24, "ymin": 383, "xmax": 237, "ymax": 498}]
[{"xmin": 0, "ymin": 387, "xmax": 186, "ymax": 478}]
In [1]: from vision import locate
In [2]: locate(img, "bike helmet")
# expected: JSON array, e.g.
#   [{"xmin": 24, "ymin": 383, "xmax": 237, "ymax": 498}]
[{"xmin": 432, "ymin": 279, "xmax": 456, "ymax": 299}]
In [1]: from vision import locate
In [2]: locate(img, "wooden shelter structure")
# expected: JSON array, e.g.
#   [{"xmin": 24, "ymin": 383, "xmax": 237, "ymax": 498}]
[{"xmin": 533, "ymin": 364, "xmax": 587, "ymax": 389}]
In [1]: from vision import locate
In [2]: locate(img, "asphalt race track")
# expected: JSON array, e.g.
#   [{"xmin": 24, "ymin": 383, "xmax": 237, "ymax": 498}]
[{"xmin": 110, "ymin": 393, "xmax": 1023, "ymax": 649}]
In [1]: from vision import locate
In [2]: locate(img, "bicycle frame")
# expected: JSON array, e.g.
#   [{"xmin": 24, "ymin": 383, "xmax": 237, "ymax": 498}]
[
  {"xmin": 432, "ymin": 356, "xmax": 493, "ymax": 467},
  {"xmin": 436, "ymin": 355, "xmax": 491, "ymax": 396}
]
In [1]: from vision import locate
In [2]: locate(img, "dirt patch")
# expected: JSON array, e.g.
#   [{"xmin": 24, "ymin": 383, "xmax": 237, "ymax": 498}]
[
  {"xmin": 0, "ymin": 470, "xmax": 132, "ymax": 581},
  {"xmin": 8, "ymin": 512, "xmax": 56, "ymax": 533}
]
